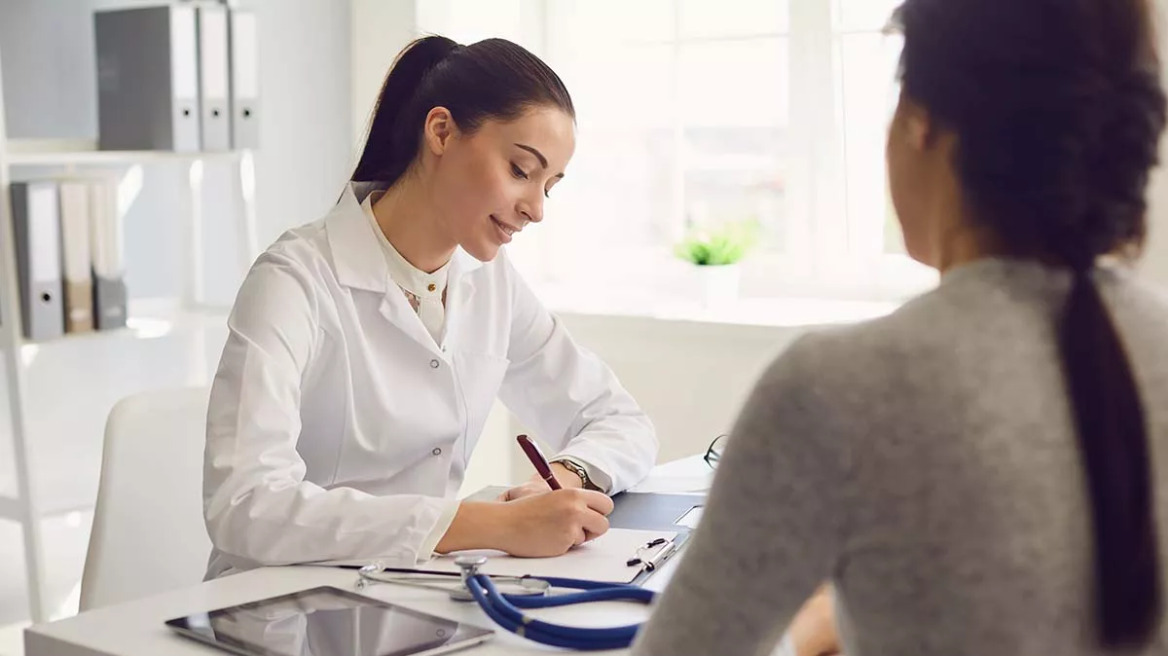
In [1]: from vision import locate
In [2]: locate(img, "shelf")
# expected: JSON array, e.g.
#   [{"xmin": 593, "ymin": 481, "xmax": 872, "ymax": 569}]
[
  {"xmin": 4, "ymin": 139, "xmax": 242, "ymax": 166},
  {"xmin": 15, "ymin": 299, "xmax": 228, "ymax": 349},
  {"xmin": 0, "ymin": 493, "xmax": 88, "ymax": 521},
  {"xmin": 0, "ymin": 494, "xmax": 20, "ymax": 521}
]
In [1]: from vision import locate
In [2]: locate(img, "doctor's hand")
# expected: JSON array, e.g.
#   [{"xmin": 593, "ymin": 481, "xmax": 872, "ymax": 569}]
[
  {"xmin": 500, "ymin": 463, "xmax": 583, "ymax": 501},
  {"xmin": 498, "ymin": 489, "xmax": 614, "ymax": 558},
  {"xmin": 436, "ymin": 491, "xmax": 613, "ymax": 558}
]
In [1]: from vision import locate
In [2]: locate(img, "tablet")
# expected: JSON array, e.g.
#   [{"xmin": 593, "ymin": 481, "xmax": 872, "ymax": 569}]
[{"xmin": 165, "ymin": 585, "xmax": 494, "ymax": 656}]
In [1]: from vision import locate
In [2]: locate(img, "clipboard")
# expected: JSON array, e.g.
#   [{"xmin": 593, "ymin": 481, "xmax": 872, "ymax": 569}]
[
  {"xmin": 608, "ymin": 492, "xmax": 705, "ymax": 533},
  {"xmin": 324, "ymin": 527, "xmax": 684, "ymax": 586}
]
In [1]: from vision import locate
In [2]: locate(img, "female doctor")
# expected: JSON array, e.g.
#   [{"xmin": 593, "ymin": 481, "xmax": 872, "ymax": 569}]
[{"xmin": 202, "ymin": 35, "xmax": 658, "ymax": 579}]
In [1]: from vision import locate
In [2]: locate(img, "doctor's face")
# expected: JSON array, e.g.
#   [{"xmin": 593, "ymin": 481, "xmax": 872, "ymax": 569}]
[{"xmin": 426, "ymin": 105, "xmax": 576, "ymax": 262}]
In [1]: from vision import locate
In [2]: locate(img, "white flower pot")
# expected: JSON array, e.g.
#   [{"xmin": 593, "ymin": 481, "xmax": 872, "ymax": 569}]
[{"xmin": 695, "ymin": 264, "xmax": 741, "ymax": 307}]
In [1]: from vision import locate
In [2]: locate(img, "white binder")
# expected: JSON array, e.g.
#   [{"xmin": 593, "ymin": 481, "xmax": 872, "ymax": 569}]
[
  {"xmin": 197, "ymin": 5, "xmax": 231, "ymax": 151},
  {"xmin": 58, "ymin": 180, "xmax": 95, "ymax": 333},
  {"xmin": 229, "ymin": 8, "xmax": 260, "ymax": 149}
]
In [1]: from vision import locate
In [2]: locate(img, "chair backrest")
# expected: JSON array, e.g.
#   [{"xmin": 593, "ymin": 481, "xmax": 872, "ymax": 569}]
[{"xmin": 80, "ymin": 387, "xmax": 212, "ymax": 611}]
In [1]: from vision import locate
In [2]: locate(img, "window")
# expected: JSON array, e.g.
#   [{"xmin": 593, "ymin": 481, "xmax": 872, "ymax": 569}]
[
  {"xmin": 421, "ymin": 0, "xmax": 933, "ymax": 300},
  {"xmin": 834, "ymin": 0, "xmax": 907, "ymax": 257}
]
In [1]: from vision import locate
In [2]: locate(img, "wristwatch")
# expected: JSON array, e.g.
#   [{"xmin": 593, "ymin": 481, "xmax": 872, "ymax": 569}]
[{"xmin": 552, "ymin": 457, "xmax": 602, "ymax": 492}]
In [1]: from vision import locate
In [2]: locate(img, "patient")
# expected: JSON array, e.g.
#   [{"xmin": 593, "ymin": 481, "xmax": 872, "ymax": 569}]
[{"xmin": 634, "ymin": 0, "xmax": 1168, "ymax": 654}]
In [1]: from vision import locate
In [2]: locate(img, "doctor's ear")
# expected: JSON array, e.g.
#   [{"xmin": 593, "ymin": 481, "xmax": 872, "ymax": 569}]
[{"xmin": 423, "ymin": 107, "xmax": 460, "ymax": 156}]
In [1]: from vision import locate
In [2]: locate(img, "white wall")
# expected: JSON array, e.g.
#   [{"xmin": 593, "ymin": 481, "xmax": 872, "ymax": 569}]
[{"xmin": 351, "ymin": 0, "xmax": 416, "ymax": 148}]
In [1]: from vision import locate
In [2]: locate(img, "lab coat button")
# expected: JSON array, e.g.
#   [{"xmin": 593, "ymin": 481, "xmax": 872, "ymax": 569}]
[
  {"xmin": 430, "ymin": 359, "xmax": 440, "ymax": 369},
  {"xmin": 432, "ymin": 447, "xmax": 442, "ymax": 456}
]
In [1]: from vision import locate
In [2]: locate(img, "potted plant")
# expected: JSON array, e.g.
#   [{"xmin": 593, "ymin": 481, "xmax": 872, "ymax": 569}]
[{"xmin": 674, "ymin": 219, "xmax": 760, "ymax": 307}]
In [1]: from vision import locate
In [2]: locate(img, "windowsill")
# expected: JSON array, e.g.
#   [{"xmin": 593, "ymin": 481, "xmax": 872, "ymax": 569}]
[
  {"xmin": 517, "ymin": 247, "xmax": 936, "ymax": 329},
  {"xmin": 533, "ymin": 281, "xmax": 904, "ymax": 328}
]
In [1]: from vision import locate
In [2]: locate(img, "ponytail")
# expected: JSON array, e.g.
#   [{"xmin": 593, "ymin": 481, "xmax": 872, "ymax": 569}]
[
  {"xmin": 352, "ymin": 36, "xmax": 461, "ymax": 185},
  {"xmin": 1060, "ymin": 266, "xmax": 1161, "ymax": 648},
  {"xmin": 351, "ymin": 35, "xmax": 574, "ymax": 188}
]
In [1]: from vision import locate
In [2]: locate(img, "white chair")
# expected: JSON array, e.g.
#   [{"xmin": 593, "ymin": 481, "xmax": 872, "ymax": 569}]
[{"xmin": 79, "ymin": 387, "xmax": 213, "ymax": 611}]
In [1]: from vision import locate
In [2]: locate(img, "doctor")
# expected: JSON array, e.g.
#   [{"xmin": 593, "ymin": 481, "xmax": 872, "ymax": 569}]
[{"xmin": 202, "ymin": 35, "xmax": 658, "ymax": 579}]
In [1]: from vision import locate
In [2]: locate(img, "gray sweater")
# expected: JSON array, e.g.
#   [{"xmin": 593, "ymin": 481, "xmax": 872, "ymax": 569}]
[{"xmin": 632, "ymin": 259, "xmax": 1168, "ymax": 656}]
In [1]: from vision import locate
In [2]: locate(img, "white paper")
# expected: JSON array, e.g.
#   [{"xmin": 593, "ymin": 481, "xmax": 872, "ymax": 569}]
[{"xmin": 325, "ymin": 528, "xmax": 678, "ymax": 584}]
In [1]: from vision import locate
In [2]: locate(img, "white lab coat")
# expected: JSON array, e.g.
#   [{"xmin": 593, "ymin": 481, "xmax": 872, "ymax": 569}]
[{"xmin": 203, "ymin": 182, "xmax": 657, "ymax": 578}]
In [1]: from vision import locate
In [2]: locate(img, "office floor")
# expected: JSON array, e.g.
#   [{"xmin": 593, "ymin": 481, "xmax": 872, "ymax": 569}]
[{"xmin": 0, "ymin": 305, "xmax": 227, "ymax": 656}]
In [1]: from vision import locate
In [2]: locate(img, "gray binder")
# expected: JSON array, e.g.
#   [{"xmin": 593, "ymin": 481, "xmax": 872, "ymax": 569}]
[
  {"xmin": 95, "ymin": 5, "xmax": 201, "ymax": 152},
  {"xmin": 229, "ymin": 8, "xmax": 260, "ymax": 149},
  {"xmin": 9, "ymin": 182, "xmax": 65, "ymax": 341},
  {"xmin": 197, "ymin": 5, "xmax": 232, "ymax": 151},
  {"xmin": 93, "ymin": 276, "xmax": 128, "ymax": 331},
  {"xmin": 89, "ymin": 180, "xmax": 127, "ymax": 331}
]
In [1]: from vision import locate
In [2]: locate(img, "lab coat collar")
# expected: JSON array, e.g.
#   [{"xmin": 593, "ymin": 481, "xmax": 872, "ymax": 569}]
[{"xmin": 327, "ymin": 182, "xmax": 483, "ymax": 294}]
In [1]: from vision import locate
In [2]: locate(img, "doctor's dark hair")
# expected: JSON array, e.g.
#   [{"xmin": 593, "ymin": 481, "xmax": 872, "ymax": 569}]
[
  {"xmin": 893, "ymin": 0, "xmax": 1167, "ymax": 647},
  {"xmin": 351, "ymin": 35, "xmax": 575, "ymax": 185}
]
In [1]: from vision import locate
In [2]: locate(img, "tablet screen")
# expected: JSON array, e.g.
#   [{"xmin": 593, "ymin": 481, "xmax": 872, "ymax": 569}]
[{"xmin": 166, "ymin": 586, "xmax": 493, "ymax": 656}]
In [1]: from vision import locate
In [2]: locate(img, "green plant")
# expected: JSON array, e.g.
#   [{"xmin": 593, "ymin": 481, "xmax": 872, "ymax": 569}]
[{"xmin": 673, "ymin": 219, "xmax": 761, "ymax": 266}]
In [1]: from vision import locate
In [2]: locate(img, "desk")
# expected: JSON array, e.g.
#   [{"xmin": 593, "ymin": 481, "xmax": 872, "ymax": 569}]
[{"xmin": 25, "ymin": 457, "xmax": 713, "ymax": 656}]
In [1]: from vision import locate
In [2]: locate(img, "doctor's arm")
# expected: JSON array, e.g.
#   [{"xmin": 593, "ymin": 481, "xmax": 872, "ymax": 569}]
[
  {"xmin": 630, "ymin": 339, "xmax": 851, "ymax": 656},
  {"xmin": 497, "ymin": 265, "xmax": 658, "ymax": 494},
  {"xmin": 205, "ymin": 255, "xmax": 468, "ymax": 569}
]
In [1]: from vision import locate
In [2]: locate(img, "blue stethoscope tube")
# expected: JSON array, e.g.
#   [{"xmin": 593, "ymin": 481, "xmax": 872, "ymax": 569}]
[{"xmin": 465, "ymin": 574, "xmax": 656, "ymax": 651}]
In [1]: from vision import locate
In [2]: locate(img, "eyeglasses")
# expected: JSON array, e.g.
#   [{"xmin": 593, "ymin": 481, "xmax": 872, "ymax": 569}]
[{"xmin": 703, "ymin": 434, "xmax": 728, "ymax": 469}]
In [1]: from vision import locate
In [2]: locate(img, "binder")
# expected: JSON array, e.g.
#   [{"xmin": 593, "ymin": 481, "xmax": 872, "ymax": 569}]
[
  {"xmin": 58, "ymin": 181, "xmax": 95, "ymax": 333},
  {"xmin": 228, "ymin": 8, "xmax": 260, "ymax": 149},
  {"xmin": 89, "ymin": 179, "xmax": 128, "ymax": 331},
  {"xmin": 94, "ymin": 5, "xmax": 201, "ymax": 152},
  {"xmin": 9, "ymin": 182, "xmax": 65, "ymax": 341},
  {"xmin": 197, "ymin": 5, "xmax": 232, "ymax": 151}
]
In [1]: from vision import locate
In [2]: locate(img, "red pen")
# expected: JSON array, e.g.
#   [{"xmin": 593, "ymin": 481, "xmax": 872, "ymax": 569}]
[{"xmin": 517, "ymin": 434, "xmax": 562, "ymax": 491}]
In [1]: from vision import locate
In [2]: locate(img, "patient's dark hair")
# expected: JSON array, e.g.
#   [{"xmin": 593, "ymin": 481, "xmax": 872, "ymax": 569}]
[
  {"xmin": 894, "ymin": 0, "xmax": 1167, "ymax": 647},
  {"xmin": 352, "ymin": 35, "xmax": 574, "ymax": 185}
]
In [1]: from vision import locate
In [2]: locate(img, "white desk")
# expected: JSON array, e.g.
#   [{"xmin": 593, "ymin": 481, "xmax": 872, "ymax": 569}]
[{"xmin": 25, "ymin": 457, "xmax": 714, "ymax": 656}]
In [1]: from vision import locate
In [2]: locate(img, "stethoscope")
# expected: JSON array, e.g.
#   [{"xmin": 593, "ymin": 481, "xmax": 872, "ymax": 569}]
[{"xmin": 356, "ymin": 554, "xmax": 657, "ymax": 651}]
